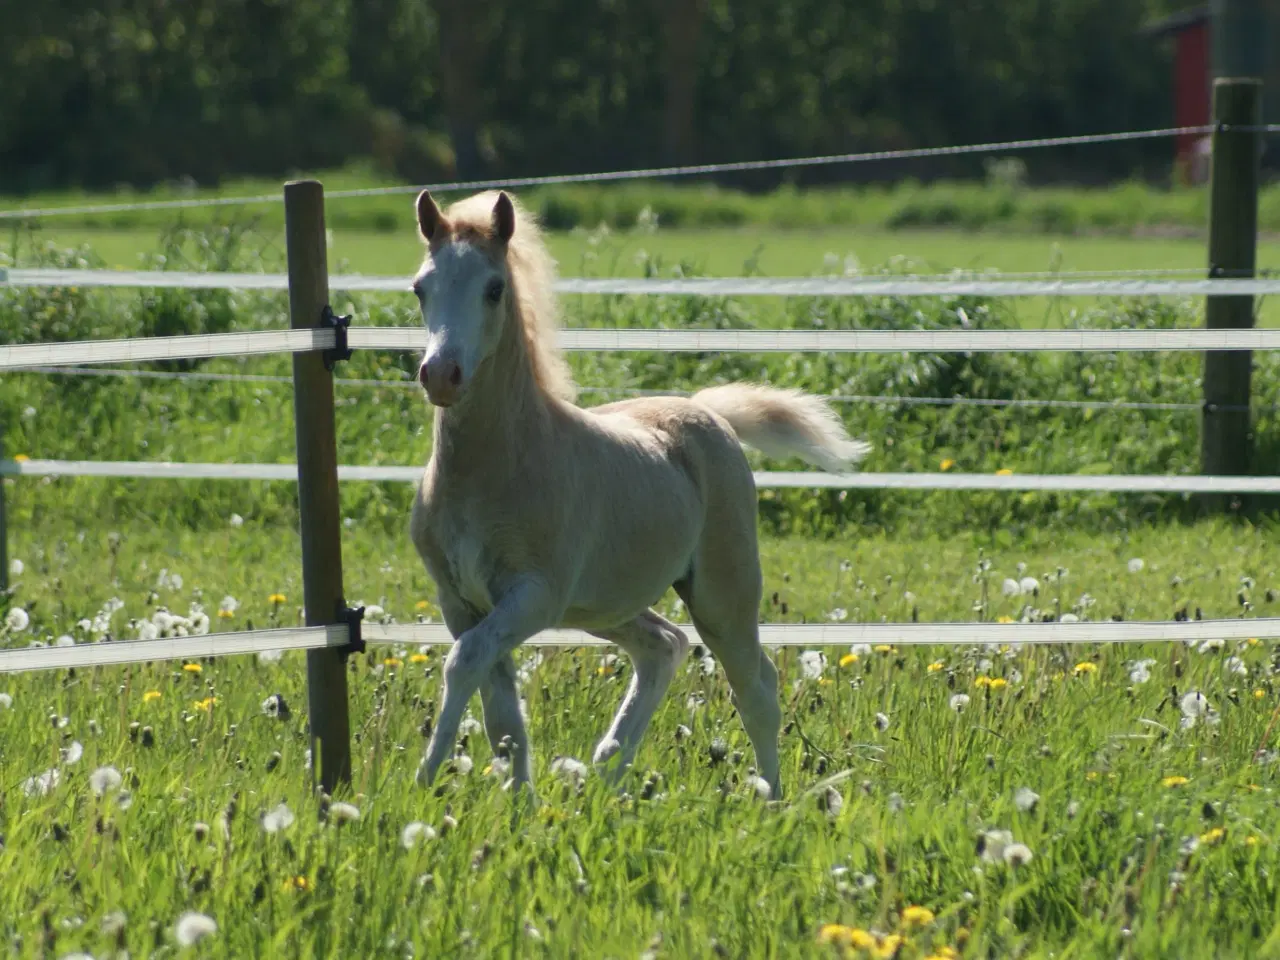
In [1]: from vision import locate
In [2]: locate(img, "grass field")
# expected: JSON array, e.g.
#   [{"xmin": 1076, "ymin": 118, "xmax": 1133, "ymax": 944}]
[
  {"xmin": 4, "ymin": 518, "xmax": 1280, "ymax": 957},
  {"xmin": 8, "ymin": 191, "xmax": 1280, "ymax": 954}
]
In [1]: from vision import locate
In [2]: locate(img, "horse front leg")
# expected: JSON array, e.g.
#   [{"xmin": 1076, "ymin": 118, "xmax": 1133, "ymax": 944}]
[{"xmin": 417, "ymin": 577, "xmax": 556, "ymax": 789}]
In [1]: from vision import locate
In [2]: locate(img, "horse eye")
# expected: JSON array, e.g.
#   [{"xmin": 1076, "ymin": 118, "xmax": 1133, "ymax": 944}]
[{"xmin": 485, "ymin": 279, "xmax": 504, "ymax": 304}]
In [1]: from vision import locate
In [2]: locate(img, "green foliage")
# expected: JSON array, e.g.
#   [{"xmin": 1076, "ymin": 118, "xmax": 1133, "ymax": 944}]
[
  {"xmin": 0, "ymin": 0, "xmax": 1180, "ymax": 193},
  {"xmin": 4, "ymin": 227, "xmax": 1279, "ymax": 541}
]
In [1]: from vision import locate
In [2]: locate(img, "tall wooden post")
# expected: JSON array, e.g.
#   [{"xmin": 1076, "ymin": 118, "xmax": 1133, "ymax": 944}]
[
  {"xmin": 1201, "ymin": 77, "xmax": 1261, "ymax": 510},
  {"xmin": 285, "ymin": 180, "xmax": 353, "ymax": 793}
]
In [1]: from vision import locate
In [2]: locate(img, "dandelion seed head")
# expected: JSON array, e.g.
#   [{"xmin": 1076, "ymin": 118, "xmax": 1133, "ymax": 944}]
[
  {"xmin": 1014, "ymin": 787, "xmax": 1040, "ymax": 813},
  {"xmin": 1128, "ymin": 558, "xmax": 1145, "ymax": 573},
  {"xmin": 60, "ymin": 741, "xmax": 83, "ymax": 765},
  {"xmin": 174, "ymin": 911, "xmax": 217, "ymax": 947},
  {"xmin": 89, "ymin": 766, "xmax": 123, "ymax": 796},
  {"xmin": 950, "ymin": 693, "xmax": 970, "ymax": 712},
  {"xmin": 5, "ymin": 608, "xmax": 30, "ymax": 632},
  {"xmin": 799, "ymin": 650, "xmax": 827, "ymax": 679},
  {"xmin": 328, "ymin": 802, "xmax": 361, "ymax": 824},
  {"xmin": 549, "ymin": 756, "xmax": 589, "ymax": 782},
  {"xmin": 1003, "ymin": 842, "xmax": 1034, "ymax": 867},
  {"xmin": 401, "ymin": 821, "xmax": 436, "ymax": 849},
  {"xmin": 261, "ymin": 802, "xmax": 295, "ymax": 833}
]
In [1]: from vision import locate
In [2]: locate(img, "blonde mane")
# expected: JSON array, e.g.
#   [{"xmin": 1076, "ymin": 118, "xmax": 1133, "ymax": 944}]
[{"xmin": 438, "ymin": 191, "xmax": 577, "ymax": 403}]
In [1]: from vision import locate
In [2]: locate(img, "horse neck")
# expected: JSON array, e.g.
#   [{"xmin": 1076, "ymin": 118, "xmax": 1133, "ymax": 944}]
[{"xmin": 432, "ymin": 306, "xmax": 549, "ymax": 473}]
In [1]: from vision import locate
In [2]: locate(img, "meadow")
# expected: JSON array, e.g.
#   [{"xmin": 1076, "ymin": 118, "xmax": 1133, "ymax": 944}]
[{"xmin": 5, "ymin": 204, "xmax": 1280, "ymax": 955}]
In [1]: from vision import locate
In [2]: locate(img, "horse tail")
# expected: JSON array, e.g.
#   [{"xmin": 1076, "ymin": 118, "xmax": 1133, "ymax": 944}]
[{"xmin": 691, "ymin": 383, "xmax": 871, "ymax": 474}]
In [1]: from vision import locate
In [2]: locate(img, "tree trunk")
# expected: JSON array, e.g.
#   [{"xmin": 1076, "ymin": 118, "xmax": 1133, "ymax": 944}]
[
  {"xmin": 655, "ymin": 0, "xmax": 703, "ymax": 165},
  {"xmin": 434, "ymin": 0, "xmax": 486, "ymax": 178}
]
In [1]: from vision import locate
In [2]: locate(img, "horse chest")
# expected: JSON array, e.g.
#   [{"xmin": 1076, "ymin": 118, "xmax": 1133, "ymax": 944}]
[{"xmin": 443, "ymin": 532, "xmax": 495, "ymax": 612}]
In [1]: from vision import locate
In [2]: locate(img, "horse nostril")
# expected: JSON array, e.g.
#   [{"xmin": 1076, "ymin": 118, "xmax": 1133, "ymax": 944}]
[{"xmin": 448, "ymin": 364, "xmax": 462, "ymax": 387}]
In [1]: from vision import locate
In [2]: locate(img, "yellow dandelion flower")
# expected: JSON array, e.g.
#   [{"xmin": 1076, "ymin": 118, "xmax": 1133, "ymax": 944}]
[
  {"xmin": 940, "ymin": 458, "xmax": 956, "ymax": 472},
  {"xmin": 874, "ymin": 644, "xmax": 894, "ymax": 653},
  {"xmin": 283, "ymin": 875, "xmax": 311, "ymax": 891},
  {"xmin": 182, "ymin": 663, "xmax": 202, "ymax": 674},
  {"xmin": 988, "ymin": 678, "xmax": 1008, "ymax": 691},
  {"xmin": 415, "ymin": 600, "xmax": 431, "ymax": 611},
  {"xmin": 268, "ymin": 593, "xmax": 287, "ymax": 605},
  {"xmin": 996, "ymin": 615, "xmax": 1014, "ymax": 624},
  {"xmin": 876, "ymin": 934, "xmax": 905, "ymax": 958},
  {"xmin": 817, "ymin": 924, "xmax": 853, "ymax": 946},
  {"xmin": 1200, "ymin": 827, "xmax": 1226, "ymax": 846},
  {"xmin": 13, "ymin": 454, "xmax": 30, "ymax": 463},
  {"xmin": 1073, "ymin": 662, "xmax": 1098, "ymax": 675},
  {"xmin": 901, "ymin": 905, "xmax": 935, "ymax": 926},
  {"xmin": 927, "ymin": 661, "xmax": 944, "ymax": 673},
  {"xmin": 193, "ymin": 697, "xmax": 217, "ymax": 712},
  {"xmin": 840, "ymin": 653, "xmax": 859, "ymax": 668},
  {"xmin": 1247, "ymin": 637, "xmax": 1261, "ymax": 646},
  {"xmin": 1086, "ymin": 771, "xmax": 1100, "ymax": 782},
  {"xmin": 1246, "ymin": 835, "xmax": 1264, "ymax": 846},
  {"xmin": 383, "ymin": 657, "xmax": 403, "ymax": 668},
  {"xmin": 1246, "ymin": 783, "xmax": 1262, "ymax": 792},
  {"xmin": 1162, "ymin": 775, "xmax": 1189, "ymax": 788},
  {"xmin": 995, "ymin": 468, "xmax": 1013, "ymax": 476},
  {"xmin": 410, "ymin": 653, "xmax": 429, "ymax": 664},
  {"xmin": 142, "ymin": 690, "xmax": 162, "ymax": 703},
  {"xmin": 1255, "ymin": 689, "xmax": 1267, "ymax": 700},
  {"xmin": 216, "ymin": 609, "xmax": 234, "ymax": 619},
  {"xmin": 818, "ymin": 677, "xmax": 833, "ymax": 686},
  {"xmin": 975, "ymin": 675, "xmax": 992, "ymax": 688}
]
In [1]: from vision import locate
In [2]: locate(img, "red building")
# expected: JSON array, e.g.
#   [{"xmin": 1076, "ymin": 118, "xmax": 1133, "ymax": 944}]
[{"xmin": 1143, "ymin": 7, "xmax": 1212, "ymax": 180}]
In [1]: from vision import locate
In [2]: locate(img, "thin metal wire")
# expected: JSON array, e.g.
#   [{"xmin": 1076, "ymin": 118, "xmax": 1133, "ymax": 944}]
[
  {"xmin": 9, "ymin": 364, "xmax": 1261, "ymax": 413},
  {"xmin": 13, "ymin": 267, "xmax": 1280, "ymax": 298},
  {"xmin": 1, "ymin": 124, "xmax": 1262, "ymax": 222}
]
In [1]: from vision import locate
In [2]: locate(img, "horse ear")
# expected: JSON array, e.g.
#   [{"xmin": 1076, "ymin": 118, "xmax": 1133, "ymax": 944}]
[
  {"xmin": 492, "ymin": 192, "xmax": 515, "ymax": 244},
  {"xmin": 416, "ymin": 190, "xmax": 444, "ymax": 241}
]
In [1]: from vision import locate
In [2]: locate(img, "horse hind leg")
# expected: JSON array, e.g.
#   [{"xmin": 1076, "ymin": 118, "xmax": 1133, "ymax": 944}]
[
  {"xmin": 588, "ymin": 609, "xmax": 691, "ymax": 781},
  {"xmin": 675, "ymin": 568, "xmax": 782, "ymax": 799}
]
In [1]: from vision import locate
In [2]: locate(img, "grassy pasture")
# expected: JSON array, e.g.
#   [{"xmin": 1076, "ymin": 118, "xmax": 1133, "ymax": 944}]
[{"xmin": 5, "ymin": 216, "xmax": 1280, "ymax": 954}]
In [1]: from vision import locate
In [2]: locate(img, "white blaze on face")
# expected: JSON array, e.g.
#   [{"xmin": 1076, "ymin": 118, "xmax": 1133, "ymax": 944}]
[{"xmin": 414, "ymin": 241, "xmax": 508, "ymax": 398}]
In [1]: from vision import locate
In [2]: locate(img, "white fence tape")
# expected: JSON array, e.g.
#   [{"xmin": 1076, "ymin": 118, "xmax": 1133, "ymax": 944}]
[
  {"xmin": 5, "ymin": 458, "xmax": 1280, "ymax": 493},
  {"xmin": 0, "ymin": 329, "xmax": 334, "ymax": 371},
  {"xmin": 2, "ymin": 617, "xmax": 1274, "ymax": 674},
  {"xmin": 368, "ymin": 618, "xmax": 1280, "ymax": 647},
  {"xmin": 349, "ymin": 326, "xmax": 1280, "ymax": 355},
  {"xmin": 8, "ymin": 267, "xmax": 1280, "ymax": 298},
  {"xmin": 0, "ymin": 625, "xmax": 348, "ymax": 674}
]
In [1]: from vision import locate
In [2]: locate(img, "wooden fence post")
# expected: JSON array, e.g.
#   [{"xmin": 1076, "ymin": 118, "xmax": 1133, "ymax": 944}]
[
  {"xmin": 285, "ymin": 180, "xmax": 354, "ymax": 793},
  {"xmin": 1201, "ymin": 77, "xmax": 1262, "ymax": 512}
]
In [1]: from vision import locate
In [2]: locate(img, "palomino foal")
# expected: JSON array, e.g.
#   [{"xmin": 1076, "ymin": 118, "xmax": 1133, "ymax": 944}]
[{"xmin": 410, "ymin": 189, "xmax": 868, "ymax": 799}]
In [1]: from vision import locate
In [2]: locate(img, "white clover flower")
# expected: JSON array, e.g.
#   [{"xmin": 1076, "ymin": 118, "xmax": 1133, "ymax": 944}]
[
  {"xmin": 1128, "ymin": 558, "xmax": 1145, "ymax": 573},
  {"xmin": 5, "ymin": 607, "xmax": 30, "ymax": 632},
  {"xmin": 21, "ymin": 767, "xmax": 61, "ymax": 797},
  {"xmin": 1003, "ymin": 843, "xmax": 1034, "ymax": 867},
  {"xmin": 1014, "ymin": 787, "xmax": 1040, "ymax": 813},
  {"xmin": 799, "ymin": 650, "xmax": 827, "ymax": 679},
  {"xmin": 89, "ymin": 766, "xmax": 123, "ymax": 796},
  {"xmin": 327, "ymin": 802, "xmax": 361, "ymax": 824},
  {"xmin": 1001, "ymin": 578, "xmax": 1020, "ymax": 597},
  {"xmin": 60, "ymin": 741, "xmax": 83, "ymax": 765},
  {"xmin": 401, "ymin": 821, "xmax": 436, "ymax": 849},
  {"xmin": 261, "ymin": 802, "xmax": 295, "ymax": 833},
  {"xmin": 9, "ymin": 559, "xmax": 23, "ymax": 577},
  {"xmin": 949, "ymin": 693, "xmax": 971, "ymax": 712},
  {"xmin": 174, "ymin": 912, "xmax": 217, "ymax": 946},
  {"xmin": 550, "ymin": 756, "xmax": 589, "ymax": 782}
]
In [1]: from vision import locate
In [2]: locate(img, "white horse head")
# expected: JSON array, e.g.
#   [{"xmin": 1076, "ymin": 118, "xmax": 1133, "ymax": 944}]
[{"xmin": 412, "ymin": 190, "xmax": 515, "ymax": 407}]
